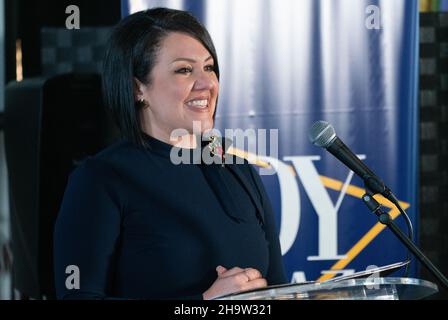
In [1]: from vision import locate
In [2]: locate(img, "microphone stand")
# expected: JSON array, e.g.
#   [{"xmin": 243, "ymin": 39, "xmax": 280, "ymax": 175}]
[{"xmin": 361, "ymin": 190, "xmax": 448, "ymax": 290}]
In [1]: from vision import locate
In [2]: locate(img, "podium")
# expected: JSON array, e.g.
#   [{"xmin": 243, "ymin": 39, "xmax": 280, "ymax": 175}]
[{"xmin": 216, "ymin": 277, "xmax": 438, "ymax": 300}]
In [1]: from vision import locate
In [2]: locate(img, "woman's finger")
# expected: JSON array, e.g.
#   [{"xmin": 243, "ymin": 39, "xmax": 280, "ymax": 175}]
[
  {"xmin": 244, "ymin": 268, "xmax": 262, "ymax": 281},
  {"xmin": 241, "ymin": 278, "xmax": 268, "ymax": 291},
  {"xmin": 218, "ymin": 266, "xmax": 245, "ymax": 278},
  {"xmin": 216, "ymin": 265, "xmax": 227, "ymax": 276}
]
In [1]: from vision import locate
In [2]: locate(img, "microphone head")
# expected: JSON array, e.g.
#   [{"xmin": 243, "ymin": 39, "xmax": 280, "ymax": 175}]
[{"xmin": 309, "ymin": 120, "xmax": 337, "ymax": 148}]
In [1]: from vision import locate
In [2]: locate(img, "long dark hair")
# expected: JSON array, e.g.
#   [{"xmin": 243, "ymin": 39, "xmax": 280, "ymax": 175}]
[{"xmin": 102, "ymin": 8, "xmax": 220, "ymax": 146}]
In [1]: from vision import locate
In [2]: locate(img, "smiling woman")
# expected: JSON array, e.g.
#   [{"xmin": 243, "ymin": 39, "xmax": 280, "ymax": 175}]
[
  {"xmin": 101, "ymin": 7, "xmax": 221, "ymax": 148},
  {"xmin": 136, "ymin": 32, "xmax": 219, "ymax": 147},
  {"xmin": 53, "ymin": 7, "xmax": 286, "ymax": 300}
]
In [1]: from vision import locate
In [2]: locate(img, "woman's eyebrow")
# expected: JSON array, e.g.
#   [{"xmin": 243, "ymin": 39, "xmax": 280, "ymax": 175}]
[{"xmin": 171, "ymin": 56, "xmax": 213, "ymax": 63}]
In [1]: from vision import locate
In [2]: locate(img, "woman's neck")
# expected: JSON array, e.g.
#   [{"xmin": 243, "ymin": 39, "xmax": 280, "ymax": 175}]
[
  {"xmin": 143, "ymin": 127, "xmax": 198, "ymax": 149},
  {"xmin": 170, "ymin": 134, "xmax": 198, "ymax": 149}
]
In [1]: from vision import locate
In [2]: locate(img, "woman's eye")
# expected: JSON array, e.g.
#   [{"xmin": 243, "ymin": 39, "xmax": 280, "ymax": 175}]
[
  {"xmin": 176, "ymin": 67, "xmax": 193, "ymax": 74},
  {"xmin": 205, "ymin": 65, "xmax": 214, "ymax": 72}
]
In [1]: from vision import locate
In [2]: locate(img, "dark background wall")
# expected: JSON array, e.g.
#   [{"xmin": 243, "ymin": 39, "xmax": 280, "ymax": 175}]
[
  {"xmin": 4, "ymin": 0, "xmax": 121, "ymax": 83},
  {"xmin": 419, "ymin": 12, "xmax": 448, "ymax": 299},
  {"xmin": 3, "ymin": 0, "xmax": 122, "ymax": 299}
]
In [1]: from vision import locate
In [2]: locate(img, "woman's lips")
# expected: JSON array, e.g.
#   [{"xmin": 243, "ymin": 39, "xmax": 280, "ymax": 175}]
[{"xmin": 185, "ymin": 99, "xmax": 210, "ymax": 113}]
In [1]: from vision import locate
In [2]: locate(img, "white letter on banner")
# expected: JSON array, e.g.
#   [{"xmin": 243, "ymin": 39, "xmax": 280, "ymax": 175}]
[
  {"xmin": 257, "ymin": 156, "xmax": 300, "ymax": 255},
  {"xmin": 285, "ymin": 156, "xmax": 350, "ymax": 261}
]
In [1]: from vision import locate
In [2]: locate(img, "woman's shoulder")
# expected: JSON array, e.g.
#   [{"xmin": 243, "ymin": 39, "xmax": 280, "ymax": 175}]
[
  {"xmin": 59, "ymin": 140, "xmax": 140, "ymax": 213},
  {"xmin": 69, "ymin": 139, "xmax": 137, "ymax": 180},
  {"xmin": 93, "ymin": 138, "xmax": 138, "ymax": 162}
]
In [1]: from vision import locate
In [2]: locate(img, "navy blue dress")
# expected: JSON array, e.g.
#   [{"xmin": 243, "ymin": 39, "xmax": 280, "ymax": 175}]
[{"xmin": 53, "ymin": 133, "xmax": 286, "ymax": 299}]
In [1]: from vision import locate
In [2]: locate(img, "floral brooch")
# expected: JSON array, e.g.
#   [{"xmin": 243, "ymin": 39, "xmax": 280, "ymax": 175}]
[{"xmin": 207, "ymin": 135, "xmax": 226, "ymax": 166}]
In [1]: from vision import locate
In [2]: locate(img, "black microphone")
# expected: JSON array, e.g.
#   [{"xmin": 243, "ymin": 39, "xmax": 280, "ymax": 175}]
[{"xmin": 308, "ymin": 120, "xmax": 392, "ymax": 199}]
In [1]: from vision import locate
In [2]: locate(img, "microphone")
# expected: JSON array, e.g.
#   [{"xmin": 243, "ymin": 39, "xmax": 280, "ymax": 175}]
[
  {"xmin": 308, "ymin": 120, "xmax": 392, "ymax": 199},
  {"xmin": 309, "ymin": 122, "xmax": 448, "ymax": 291}
]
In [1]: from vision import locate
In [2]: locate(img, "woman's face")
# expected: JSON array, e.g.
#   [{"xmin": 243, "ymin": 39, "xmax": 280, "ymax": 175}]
[{"xmin": 136, "ymin": 32, "xmax": 219, "ymax": 144}]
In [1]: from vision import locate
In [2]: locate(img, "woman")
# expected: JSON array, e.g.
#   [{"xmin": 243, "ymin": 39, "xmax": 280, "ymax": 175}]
[{"xmin": 53, "ymin": 7, "xmax": 286, "ymax": 300}]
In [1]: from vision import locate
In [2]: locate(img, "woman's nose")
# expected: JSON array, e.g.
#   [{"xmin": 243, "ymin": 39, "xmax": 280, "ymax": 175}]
[{"xmin": 193, "ymin": 72, "xmax": 216, "ymax": 91}]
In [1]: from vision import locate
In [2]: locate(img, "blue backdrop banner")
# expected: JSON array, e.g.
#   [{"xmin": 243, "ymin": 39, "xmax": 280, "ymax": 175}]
[{"xmin": 124, "ymin": 0, "xmax": 420, "ymax": 283}]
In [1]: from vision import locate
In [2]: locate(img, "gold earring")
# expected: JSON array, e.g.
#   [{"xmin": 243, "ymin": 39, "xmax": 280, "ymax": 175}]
[{"xmin": 139, "ymin": 99, "xmax": 150, "ymax": 109}]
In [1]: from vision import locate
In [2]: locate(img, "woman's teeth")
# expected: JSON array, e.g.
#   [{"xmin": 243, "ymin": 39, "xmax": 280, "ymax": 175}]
[{"xmin": 186, "ymin": 99, "xmax": 208, "ymax": 108}]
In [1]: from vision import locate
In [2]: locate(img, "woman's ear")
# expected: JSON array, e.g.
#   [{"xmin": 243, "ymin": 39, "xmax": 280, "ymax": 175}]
[{"xmin": 133, "ymin": 77, "xmax": 146, "ymax": 103}]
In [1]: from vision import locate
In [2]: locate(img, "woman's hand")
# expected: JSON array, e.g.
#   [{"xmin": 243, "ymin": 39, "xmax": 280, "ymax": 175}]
[{"xmin": 202, "ymin": 265, "xmax": 268, "ymax": 300}]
